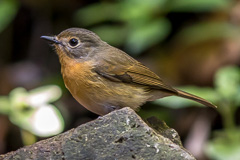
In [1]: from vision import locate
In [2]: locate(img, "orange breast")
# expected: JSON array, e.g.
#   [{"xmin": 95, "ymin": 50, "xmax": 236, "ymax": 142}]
[
  {"xmin": 58, "ymin": 54, "xmax": 151, "ymax": 115},
  {"xmin": 61, "ymin": 58, "xmax": 97, "ymax": 106}
]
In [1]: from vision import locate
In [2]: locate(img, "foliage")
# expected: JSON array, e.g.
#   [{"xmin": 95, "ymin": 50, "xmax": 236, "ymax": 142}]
[
  {"xmin": 74, "ymin": 0, "xmax": 232, "ymax": 55},
  {"xmin": 0, "ymin": 85, "xmax": 64, "ymax": 145},
  {"xmin": 154, "ymin": 65, "xmax": 240, "ymax": 159},
  {"xmin": 168, "ymin": 0, "xmax": 230, "ymax": 12},
  {"xmin": 206, "ymin": 128, "xmax": 240, "ymax": 160},
  {"xmin": 0, "ymin": 0, "xmax": 19, "ymax": 32},
  {"xmin": 174, "ymin": 21, "xmax": 240, "ymax": 46}
]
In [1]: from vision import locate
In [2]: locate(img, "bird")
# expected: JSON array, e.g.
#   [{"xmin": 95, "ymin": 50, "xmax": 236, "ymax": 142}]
[{"xmin": 41, "ymin": 28, "xmax": 217, "ymax": 115}]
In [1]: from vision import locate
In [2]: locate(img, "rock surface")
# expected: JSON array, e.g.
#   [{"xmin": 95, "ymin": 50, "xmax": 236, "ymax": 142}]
[{"xmin": 0, "ymin": 107, "xmax": 195, "ymax": 160}]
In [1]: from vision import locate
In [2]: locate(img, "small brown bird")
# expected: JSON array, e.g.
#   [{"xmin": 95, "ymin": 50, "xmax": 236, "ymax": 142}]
[{"xmin": 41, "ymin": 28, "xmax": 216, "ymax": 115}]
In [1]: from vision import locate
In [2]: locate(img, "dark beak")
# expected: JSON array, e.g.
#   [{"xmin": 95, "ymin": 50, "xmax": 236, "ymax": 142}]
[{"xmin": 40, "ymin": 36, "xmax": 61, "ymax": 44}]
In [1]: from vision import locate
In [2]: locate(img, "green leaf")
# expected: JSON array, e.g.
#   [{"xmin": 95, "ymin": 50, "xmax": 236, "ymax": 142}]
[
  {"xmin": 154, "ymin": 86, "xmax": 217, "ymax": 109},
  {"xmin": 234, "ymin": 87, "xmax": 240, "ymax": 107},
  {"xmin": 9, "ymin": 87, "xmax": 28, "ymax": 110},
  {"xmin": 125, "ymin": 19, "xmax": 171, "ymax": 55},
  {"xmin": 175, "ymin": 22, "xmax": 240, "ymax": 46},
  {"xmin": 119, "ymin": 0, "xmax": 167, "ymax": 21},
  {"xmin": 74, "ymin": 3, "xmax": 118, "ymax": 26},
  {"xmin": 205, "ymin": 129, "xmax": 240, "ymax": 160},
  {"xmin": 169, "ymin": 0, "xmax": 230, "ymax": 12},
  {"xmin": 0, "ymin": 96, "xmax": 10, "ymax": 114},
  {"xmin": 91, "ymin": 25, "xmax": 127, "ymax": 46},
  {"xmin": 8, "ymin": 88, "xmax": 35, "ymax": 130},
  {"xmin": 8, "ymin": 86, "xmax": 64, "ymax": 137},
  {"xmin": 21, "ymin": 129, "xmax": 37, "ymax": 146},
  {"xmin": 214, "ymin": 66, "xmax": 240, "ymax": 101},
  {"xmin": 74, "ymin": 0, "xmax": 168, "ymax": 26},
  {"xmin": 29, "ymin": 104, "xmax": 64, "ymax": 137},
  {"xmin": 27, "ymin": 85, "xmax": 62, "ymax": 107},
  {"xmin": 10, "ymin": 104, "xmax": 64, "ymax": 137},
  {"xmin": 9, "ymin": 104, "xmax": 35, "ymax": 132},
  {"xmin": 0, "ymin": 0, "xmax": 19, "ymax": 32}
]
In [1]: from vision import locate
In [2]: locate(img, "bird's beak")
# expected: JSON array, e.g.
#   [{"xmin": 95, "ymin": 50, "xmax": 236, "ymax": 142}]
[{"xmin": 40, "ymin": 36, "xmax": 61, "ymax": 44}]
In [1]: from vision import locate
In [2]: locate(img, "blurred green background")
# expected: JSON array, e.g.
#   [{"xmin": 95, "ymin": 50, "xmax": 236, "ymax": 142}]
[{"xmin": 1, "ymin": 0, "xmax": 240, "ymax": 159}]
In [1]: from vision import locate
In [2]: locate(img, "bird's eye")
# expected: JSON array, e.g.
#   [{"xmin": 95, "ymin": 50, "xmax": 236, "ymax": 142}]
[{"xmin": 68, "ymin": 38, "xmax": 79, "ymax": 47}]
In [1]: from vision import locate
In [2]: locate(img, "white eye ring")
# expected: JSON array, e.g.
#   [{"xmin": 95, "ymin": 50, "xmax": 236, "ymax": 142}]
[{"xmin": 68, "ymin": 37, "xmax": 80, "ymax": 48}]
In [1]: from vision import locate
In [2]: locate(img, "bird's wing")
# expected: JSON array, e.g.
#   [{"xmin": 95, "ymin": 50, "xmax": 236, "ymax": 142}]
[
  {"xmin": 93, "ymin": 48, "xmax": 217, "ymax": 109},
  {"xmin": 94, "ymin": 50, "xmax": 177, "ymax": 93}
]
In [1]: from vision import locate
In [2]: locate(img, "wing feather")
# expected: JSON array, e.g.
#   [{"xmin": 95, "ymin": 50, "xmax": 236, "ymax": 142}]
[{"xmin": 94, "ymin": 50, "xmax": 176, "ymax": 93}]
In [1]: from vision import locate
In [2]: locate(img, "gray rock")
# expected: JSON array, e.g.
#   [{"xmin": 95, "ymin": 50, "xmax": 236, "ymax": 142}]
[{"xmin": 0, "ymin": 107, "xmax": 195, "ymax": 160}]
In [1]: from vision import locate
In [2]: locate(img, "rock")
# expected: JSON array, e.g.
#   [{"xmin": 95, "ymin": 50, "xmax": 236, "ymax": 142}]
[
  {"xmin": 146, "ymin": 116, "xmax": 183, "ymax": 147},
  {"xmin": 0, "ymin": 107, "xmax": 195, "ymax": 160}
]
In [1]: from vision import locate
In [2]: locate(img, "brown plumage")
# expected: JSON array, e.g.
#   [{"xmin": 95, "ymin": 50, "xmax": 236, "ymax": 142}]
[{"xmin": 41, "ymin": 28, "xmax": 217, "ymax": 115}]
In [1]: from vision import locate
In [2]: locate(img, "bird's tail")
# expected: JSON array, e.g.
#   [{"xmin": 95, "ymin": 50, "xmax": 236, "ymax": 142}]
[{"xmin": 176, "ymin": 89, "xmax": 217, "ymax": 108}]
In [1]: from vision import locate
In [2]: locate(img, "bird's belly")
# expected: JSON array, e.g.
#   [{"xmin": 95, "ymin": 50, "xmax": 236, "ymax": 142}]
[{"xmin": 62, "ymin": 64, "xmax": 151, "ymax": 115}]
